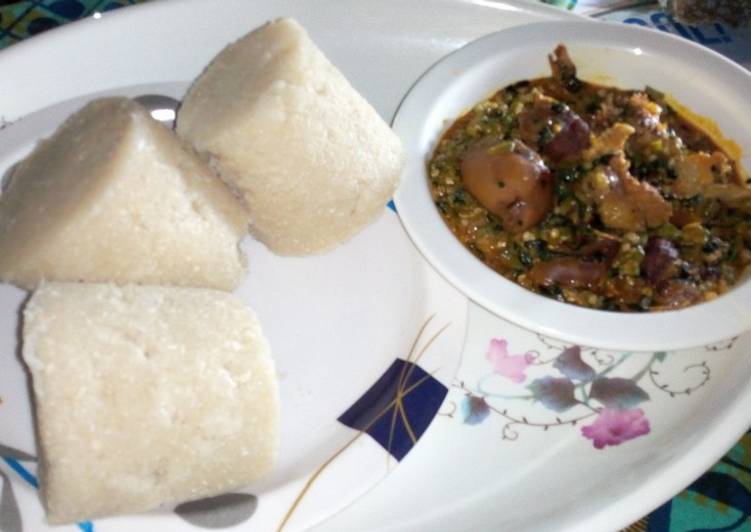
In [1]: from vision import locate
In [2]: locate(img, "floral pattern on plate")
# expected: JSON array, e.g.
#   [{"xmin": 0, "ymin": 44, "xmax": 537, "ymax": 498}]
[{"xmin": 445, "ymin": 335, "xmax": 728, "ymax": 449}]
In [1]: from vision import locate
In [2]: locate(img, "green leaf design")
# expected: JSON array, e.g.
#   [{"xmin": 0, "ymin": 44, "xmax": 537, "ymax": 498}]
[
  {"xmin": 553, "ymin": 346, "xmax": 595, "ymax": 382},
  {"xmin": 460, "ymin": 394, "xmax": 490, "ymax": 425},
  {"xmin": 590, "ymin": 377, "xmax": 650, "ymax": 409},
  {"xmin": 654, "ymin": 351, "xmax": 667, "ymax": 363},
  {"xmin": 528, "ymin": 377, "xmax": 577, "ymax": 413}
]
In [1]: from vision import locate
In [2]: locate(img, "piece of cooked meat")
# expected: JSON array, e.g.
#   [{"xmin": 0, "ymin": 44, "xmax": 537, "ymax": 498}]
[
  {"xmin": 528, "ymin": 257, "xmax": 608, "ymax": 288},
  {"xmin": 460, "ymin": 138, "xmax": 553, "ymax": 232},
  {"xmin": 548, "ymin": 44, "xmax": 582, "ymax": 93},
  {"xmin": 518, "ymin": 93, "xmax": 591, "ymax": 162},
  {"xmin": 583, "ymin": 123, "xmax": 635, "ymax": 161},
  {"xmin": 576, "ymin": 152, "xmax": 672, "ymax": 231}
]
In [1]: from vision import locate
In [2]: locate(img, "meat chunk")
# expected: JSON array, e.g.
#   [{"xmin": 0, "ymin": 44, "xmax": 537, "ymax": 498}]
[
  {"xmin": 528, "ymin": 257, "xmax": 608, "ymax": 288},
  {"xmin": 642, "ymin": 237, "xmax": 680, "ymax": 284},
  {"xmin": 673, "ymin": 152, "xmax": 717, "ymax": 198},
  {"xmin": 578, "ymin": 237, "xmax": 621, "ymax": 262},
  {"xmin": 590, "ymin": 91, "xmax": 628, "ymax": 132},
  {"xmin": 460, "ymin": 138, "xmax": 553, "ymax": 232},
  {"xmin": 543, "ymin": 111, "xmax": 591, "ymax": 163},
  {"xmin": 576, "ymin": 153, "xmax": 672, "ymax": 232},
  {"xmin": 548, "ymin": 44, "xmax": 582, "ymax": 93},
  {"xmin": 518, "ymin": 94, "xmax": 590, "ymax": 162},
  {"xmin": 654, "ymin": 279, "xmax": 701, "ymax": 309},
  {"xmin": 528, "ymin": 236, "xmax": 620, "ymax": 290},
  {"xmin": 518, "ymin": 94, "xmax": 555, "ymax": 149},
  {"xmin": 672, "ymin": 150, "xmax": 751, "ymax": 212},
  {"xmin": 583, "ymin": 123, "xmax": 635, "ymax": 162},
  {"xmin": 704, "ymin": 183, "xmax": 751, "ymax": 214},
  {"xmin": 624, "ymin": 93, "xmax": 669, "ymax": 153},
  {"xmin": 672, "ymin": 151, "xmax": 732, "ymax": 198}
]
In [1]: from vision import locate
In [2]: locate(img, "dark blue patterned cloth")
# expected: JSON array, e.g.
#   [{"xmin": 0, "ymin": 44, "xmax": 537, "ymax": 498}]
[
  {"xmin": 0, "ymin": 0, "xmax": 143, "ymax": 49},
  {"xmin": 338, "ymin": 359, "xmax": 448, "ymax": 461}
]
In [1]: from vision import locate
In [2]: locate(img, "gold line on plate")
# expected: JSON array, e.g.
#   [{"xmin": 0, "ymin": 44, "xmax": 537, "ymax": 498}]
[{"xmin": 277, "ymin": 318, "xmax": 449, "ymax": 531}]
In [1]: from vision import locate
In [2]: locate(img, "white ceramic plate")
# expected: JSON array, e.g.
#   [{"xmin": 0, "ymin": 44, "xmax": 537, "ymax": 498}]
[
  {"xmin": 393, "ymin": 20, "xmax": 751, "ymax": 352},
  {"xmin": 2, "ymin": 2, "xmax": 750, "ymax": 532},
  {"xmin": 0, "ymin": 1, "xmax": 517, "ymax": 529},
  {"xmin": 0, "ymin": 82, "xmax": 469, "ymax": 531},
  {"xmin": 320, "ymin": 303, "xmax": 751, "ymax": 532}
]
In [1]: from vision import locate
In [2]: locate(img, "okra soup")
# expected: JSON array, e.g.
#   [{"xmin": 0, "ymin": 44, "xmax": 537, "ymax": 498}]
[{"xmin": 428, "ymin": 44, "xmax": 751, "ymax": 312}]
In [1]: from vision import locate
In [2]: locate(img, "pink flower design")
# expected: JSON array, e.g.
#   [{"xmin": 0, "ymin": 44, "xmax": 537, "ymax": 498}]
[
  {"xmin": 581, "ymin": 408, "xmax": 650, "ymax": 449},
  {"xmin": 486, "ymin": 339, "xmax": 532, "ymax": 383}
]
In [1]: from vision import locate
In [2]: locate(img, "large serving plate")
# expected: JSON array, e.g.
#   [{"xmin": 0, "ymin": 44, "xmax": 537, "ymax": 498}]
[
  {"xmin": 0, "ymin": 81, "xmax": 470, "ymax": 531},
  {"xmin": 1, "ymin": 1, "xmax": 750, "ymax": 532},
  {"xmin": 320, "ymin": 304, "xmax": 751, "ymax": 532}
]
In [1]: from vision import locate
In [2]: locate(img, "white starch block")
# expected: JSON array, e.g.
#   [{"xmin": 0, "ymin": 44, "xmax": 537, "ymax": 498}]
[
  {"xmin": 0, "ymin": 97, "xmax": 248, "ymax": 290},
  {"xmin": 178, "ymin": 18, "xmax": 404, "ymax": 255},
  {"xmin": 23, "ymin": 282, "xmax": 279, "ymax": 524}
]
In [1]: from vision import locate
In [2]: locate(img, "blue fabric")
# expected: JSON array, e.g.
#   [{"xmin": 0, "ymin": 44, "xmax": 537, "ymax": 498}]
[
  {"xmin": 338, "ymin": 358, "xmax": 448, "ymax": 461},
  {"xmin": 0, "ymin": 0, "xmax": 143, "ymax": 48}
]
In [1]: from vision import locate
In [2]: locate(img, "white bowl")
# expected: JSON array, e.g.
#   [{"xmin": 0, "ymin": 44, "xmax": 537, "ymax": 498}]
[{"xmin": 393, "ymin": 20, "xmax": 751, "ymax": 351}]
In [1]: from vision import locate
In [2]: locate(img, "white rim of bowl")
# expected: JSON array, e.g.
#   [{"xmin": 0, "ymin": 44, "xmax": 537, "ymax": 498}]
[{"xmin": 393, "ymin": 20, "xmax": 751, "ymax": 352}]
